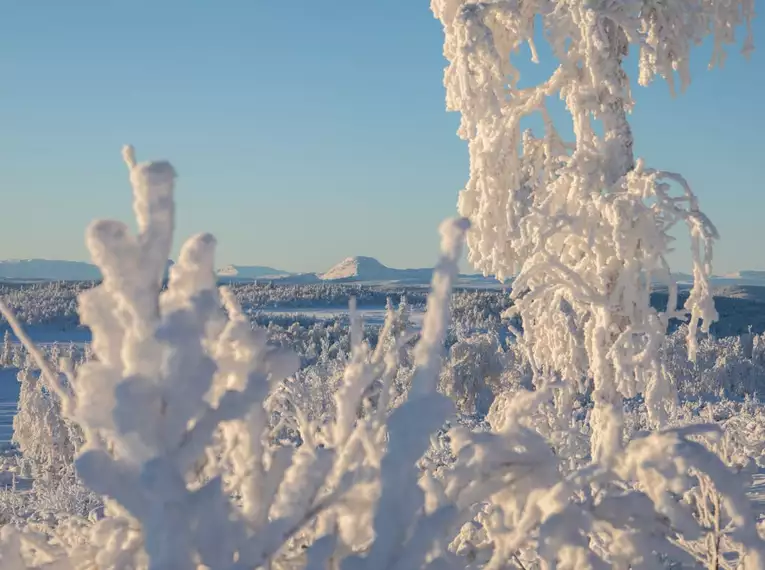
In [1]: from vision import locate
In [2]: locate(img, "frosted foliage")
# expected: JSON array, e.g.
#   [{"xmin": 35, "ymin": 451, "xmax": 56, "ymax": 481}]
[
  {"xmin": 12, "ymin": 367, "xmax": 78, "ymax": 477},
  {"xmin": 0, "ymin": 147, "xmax": 484, "ymax": 569},
  {"xmin": 432, "ymin": 0, "xmax": 753, "ymax": 460},
  {"xmin": 1, "ymin": 331, "xmax": 11, "ymax": 366},
  {"xmin": 2, "ymin": 149, "xmax": 765, "ymax": 569},
  {"xmin": 440, "ymin": 332, "xmax": 502, "ymax": 415}
]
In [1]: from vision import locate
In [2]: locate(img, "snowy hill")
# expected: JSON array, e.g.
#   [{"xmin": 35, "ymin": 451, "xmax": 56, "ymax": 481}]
[
  {"xmin": 320, "ymin": 256, "xmax": 432, "ymax": 282},
  {"xmin": 321, "ymin": 256, "xmax": 388, "ymax": 281},
  {"xmin": 216, "ymin": 265, "xmax": 291, "ymax": 280}
]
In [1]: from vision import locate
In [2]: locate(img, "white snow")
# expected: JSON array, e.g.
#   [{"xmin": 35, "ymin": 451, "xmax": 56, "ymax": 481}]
[{"xmin": 321, "ymin": 256, "xmax": 397, "ymax": 281}]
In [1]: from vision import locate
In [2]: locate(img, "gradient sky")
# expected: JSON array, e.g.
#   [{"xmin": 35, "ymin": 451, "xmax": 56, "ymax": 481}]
[{"xmin": 1, "ymin": 1, "xmax": 762, "ymax": 274}]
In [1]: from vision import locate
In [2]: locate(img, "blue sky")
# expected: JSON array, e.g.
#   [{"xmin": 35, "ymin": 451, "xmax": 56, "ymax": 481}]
[{"xmin": 0, "ymin": 1, "xmax": 762, "ymax": 274}]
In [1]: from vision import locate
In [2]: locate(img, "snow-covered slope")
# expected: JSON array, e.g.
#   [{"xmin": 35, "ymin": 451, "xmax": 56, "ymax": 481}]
[
  {"xmin": 216, "ymin": 265, "xmax": 290, "ymax": 280},
  {"xmin": 320, "ymin": 256, "xmax": 384, "ymax": 280},
  {"xmin": 320, "ymin": 256, "xmax": 426, "ymax": 282}
]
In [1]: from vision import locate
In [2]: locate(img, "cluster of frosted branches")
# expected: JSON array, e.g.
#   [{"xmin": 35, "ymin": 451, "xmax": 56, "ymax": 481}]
[
  {"xmin": 1, "ymin": 148, "xmax": 765, "ymax": 568},
  {"xmin": 0, "ymin": 148, "xmax": 475, "ymax": 569},
  {"xmin": 432, "ymin": 0, "xmax": 754, "ymax": 460}
]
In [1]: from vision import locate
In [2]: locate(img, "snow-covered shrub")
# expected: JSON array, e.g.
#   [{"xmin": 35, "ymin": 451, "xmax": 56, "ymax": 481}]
[
  {"xmin": 440, "ymin": 331, "xmax": 503, "ymax": 415},
  {"xmin": 0, "ymin": 330, "xmax": 83, "ymax": 483},
  {"xmin": 450, "ymin": 290, "xmax": 512, "ymax": 335},
  {"xmin": 0, "ymin": 282, "xmax": 88, "ymax": 330},
  {"xmin": 268, "ymin": 347, "xmax": 347, "ymax": 434},
  {"xmin": 661, "ymin": 327, "xmax": 765, "ymax": 399},
  {"xmin": 11, "ymin": 366, "xmax": 77, "ymax": 479},
  {"xmin": 653, "ymin": 399, "xmax": 765, "ymax": 568},
  {"xmin": 0, "ymin": 148, "xmax": 480, "ymax": 569}
]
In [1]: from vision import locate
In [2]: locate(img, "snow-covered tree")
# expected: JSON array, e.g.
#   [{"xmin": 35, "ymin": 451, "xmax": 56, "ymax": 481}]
[
  {"xmin": 432, "ymin": 0, "xmax": 754, "ymax": 461},
  {"xmin": 10, "ymin": 344, "xmax": 23, "ymax": 369},
  {"xmin": 12, "ymin": 364, "xmax": 77, "ymax": 480},
  {"xmin": 48, "ymin": 342, "xmax": 60, "ymax": 371},
  {"xmin": 0, "ymin": 331, "xmax": 11, "ymax": 367},
  {"xmin": 440, "ymin": 331, "xmax": 503, "ymax": 415}
]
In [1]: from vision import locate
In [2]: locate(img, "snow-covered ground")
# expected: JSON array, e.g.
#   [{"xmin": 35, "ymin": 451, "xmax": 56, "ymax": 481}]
[
  {"xmin": 0, "ymin": 306, "xmax": 418, "ymax": 446},
  {"xmin": 254, "ymin": 306, "xmax": 426, "ymax": 328}
]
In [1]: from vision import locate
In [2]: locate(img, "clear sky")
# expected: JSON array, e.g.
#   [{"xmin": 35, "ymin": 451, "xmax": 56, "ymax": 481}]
[{"xmin": 1, "ymin": 1, "xmax": 762, "ymax": 274}]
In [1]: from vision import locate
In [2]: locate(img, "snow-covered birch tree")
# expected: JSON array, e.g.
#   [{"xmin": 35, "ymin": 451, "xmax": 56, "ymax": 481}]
[{"xmin": 432, "ymin": 0, "xmax": 754, "ymax": 461}]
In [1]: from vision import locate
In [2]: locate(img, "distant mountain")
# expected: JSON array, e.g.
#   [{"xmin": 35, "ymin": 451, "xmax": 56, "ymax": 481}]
[
  {"xmin": 317, "ymin": 256, "xmax": 503, "ymax": 286},
  {"xmin": 716, "ymin": 270, "xmax": 765, "ymax": 283},
  {"xmin": 0, "ymin": 259, "xmax": 101, "ymax": 282},
  {"xmin": 0, "ymin": 259, "xmax": 175, "ymax": 282},
  {"xmin": 320, "ymin": 256, "xmax": 433, "ymax": 283},
  {"xmin": 321, "ymin": 256, "xmax": 389, "ymax": 281},
  {"xmin": 219, "ymin": 256, "xmax": 503, "ymax": 286},
  {"xmin": 216, "ymin": 265, "xmax": 291, "ymax": 280},
  {"xmin": 670, "ymin": 272, "xmax": 694, "ymax": 284},
  {"xmin": 659, "ymin": 271, "xmax": 765, "ymax": 287},
  {"xmin": 6, "ymin": 254, "xmax": 760, "ymax": 290},
  {"xmin": 703, "ymin": 271, "xmax": 765, "ymax": 288},
  {"xmin": 316, "ymin": 258, "xmax": 765, "ymax": 288}
]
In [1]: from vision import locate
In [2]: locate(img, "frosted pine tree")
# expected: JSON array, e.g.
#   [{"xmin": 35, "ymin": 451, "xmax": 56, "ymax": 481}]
[
  {"xmin": 48, "ymin": 342, "xmax": 60, "ymax": 371},
  {"xmin": 432, "ymin": 0, "xmax": 754, "ymax": 461},
  {"xmin": 0, "ymin": 331, "xmax": 11, "ymax": 367},
  {"xmin": 11, "ymin": 344, "xmax": 23, "ymax": 369}
]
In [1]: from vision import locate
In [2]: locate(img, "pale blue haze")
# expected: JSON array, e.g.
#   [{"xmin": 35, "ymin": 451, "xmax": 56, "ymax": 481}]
[{"xmin": 0, "ymin": 1, "xmax": 762, "ymax": 274}]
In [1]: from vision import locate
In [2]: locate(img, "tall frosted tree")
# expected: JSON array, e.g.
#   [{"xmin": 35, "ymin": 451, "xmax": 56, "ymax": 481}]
[{"xmin": 432, "ymin": 0, "xmax": 754, "ymax": 461}]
